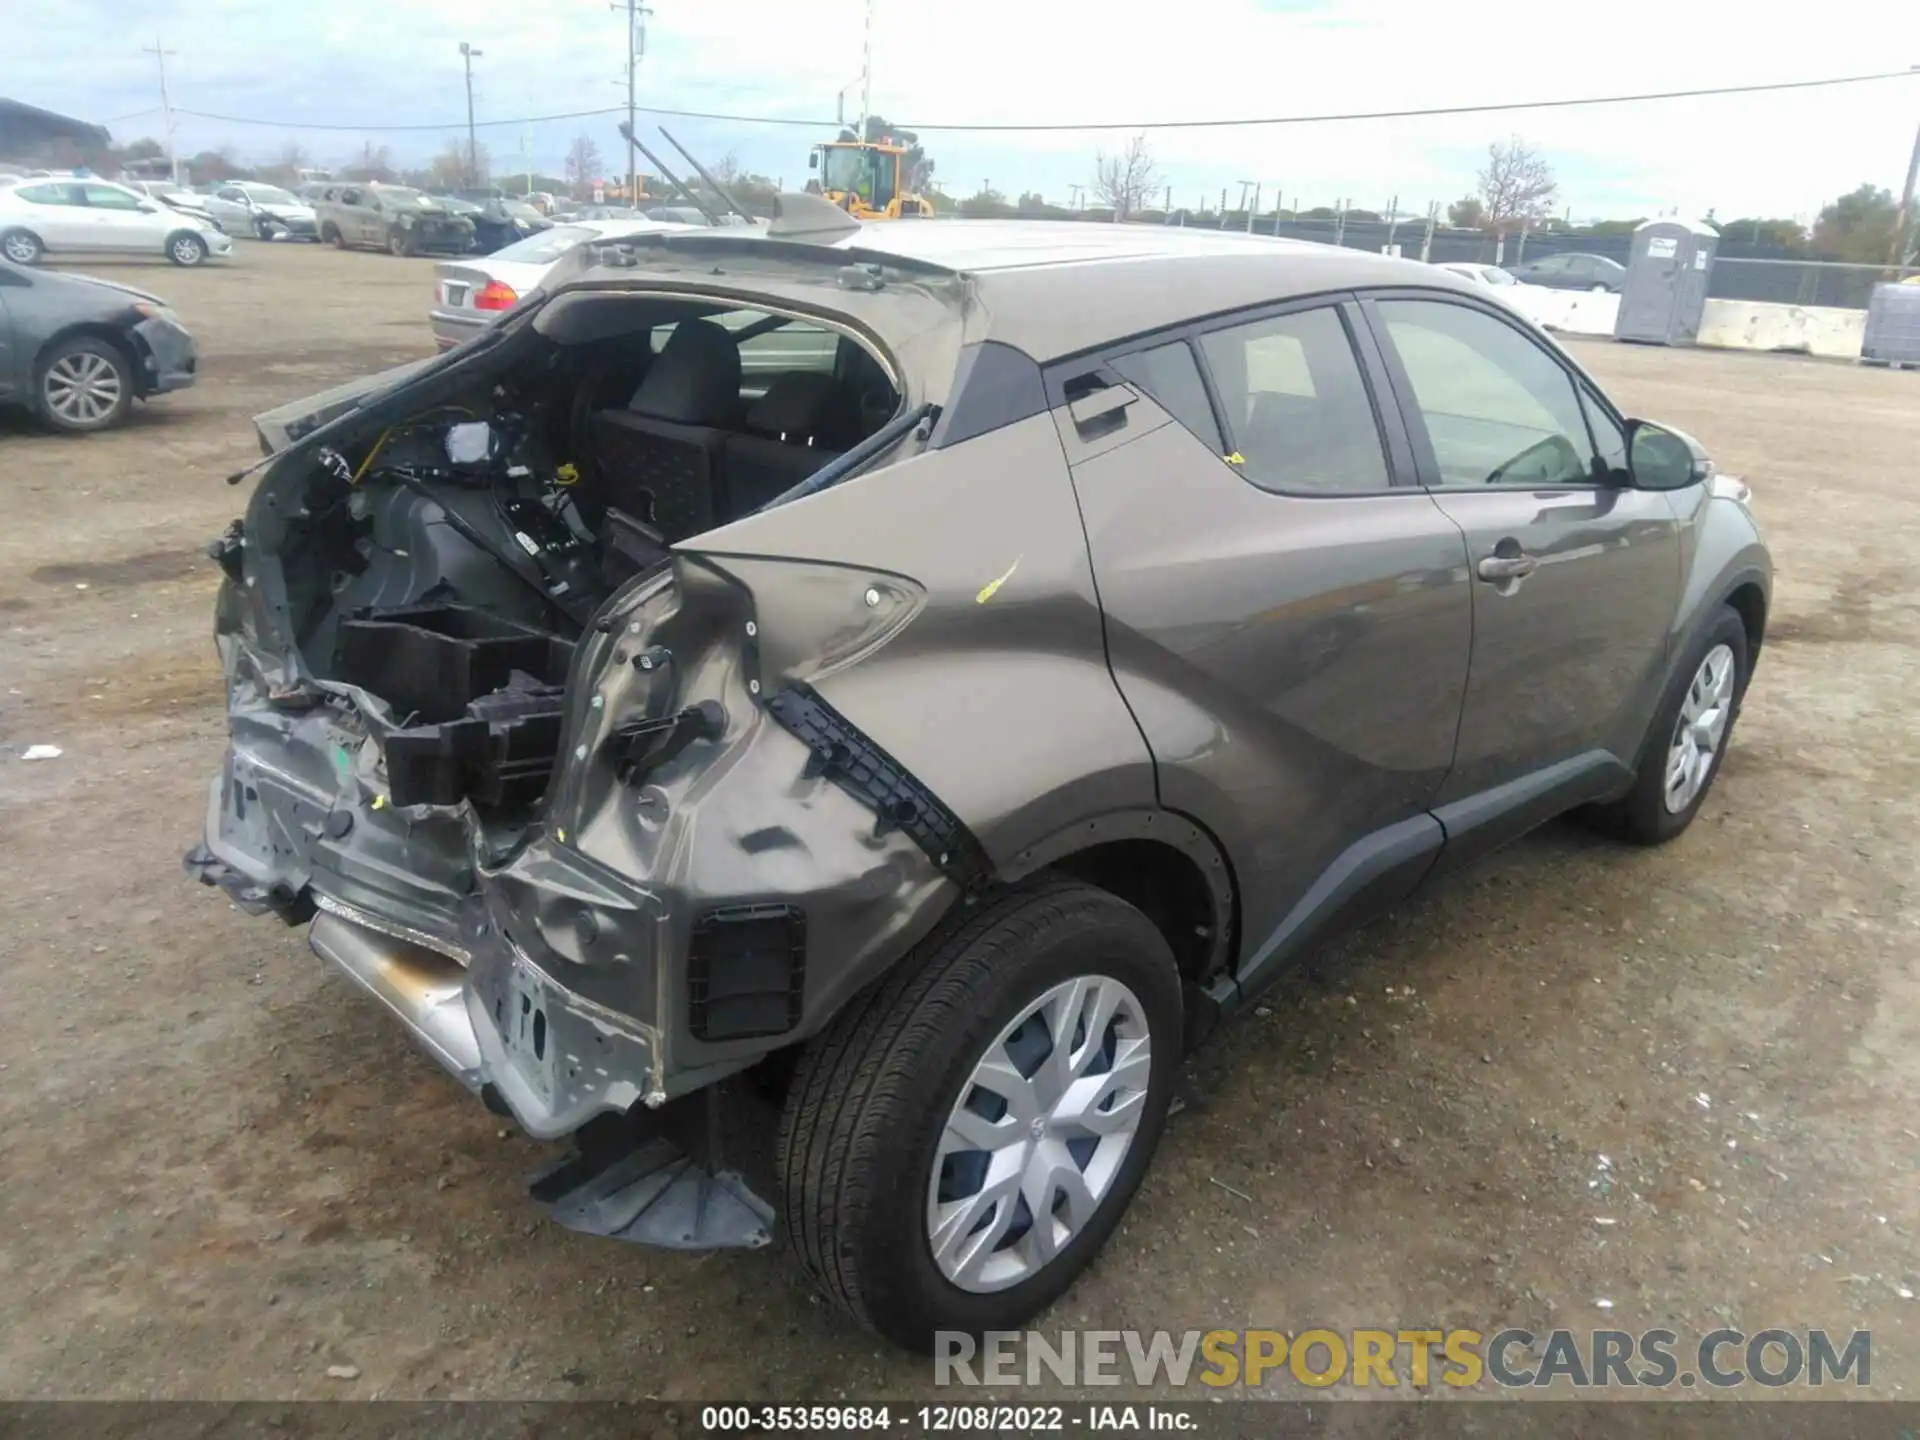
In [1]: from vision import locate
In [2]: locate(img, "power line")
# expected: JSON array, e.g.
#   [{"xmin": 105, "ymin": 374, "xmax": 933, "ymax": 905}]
[{"xmin": 168, "ymin": 67, "xmax": 1915, "ymax": 137}]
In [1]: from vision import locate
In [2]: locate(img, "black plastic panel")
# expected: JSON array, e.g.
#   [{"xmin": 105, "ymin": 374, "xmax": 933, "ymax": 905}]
[
  {"xmin": 764, "ymin": 681, "xmax": 991, "ymax": 890},
  {"xmin": 687, "ymin": 903, "xmax": 808, "ymax": 1041},
  {"xmin": 333, "ymin": 605, "xmax": 574, "ymax": 809}
]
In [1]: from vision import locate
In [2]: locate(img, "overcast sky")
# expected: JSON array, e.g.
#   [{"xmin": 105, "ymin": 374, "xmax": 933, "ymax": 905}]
[{"xmin": 11, "ymin": 0, "xmax": 1918, "ymax": 220}]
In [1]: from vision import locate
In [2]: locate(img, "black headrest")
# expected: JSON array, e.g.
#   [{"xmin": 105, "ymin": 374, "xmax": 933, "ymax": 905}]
[
  {"xmin": 744, "ymin": 371, "xmax": 839, "ymax": 442},
  {"xmin": 629, "ymin": 319, "xmax": 741, "ymax": 426}
]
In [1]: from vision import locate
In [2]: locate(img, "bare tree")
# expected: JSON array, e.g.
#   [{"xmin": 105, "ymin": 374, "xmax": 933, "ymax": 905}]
[
  {"xmin": 431, "ymin": 137, "xmax": 488, "ymax": 190},
  {"xmin": 709, "ymin": 149, "xmax": 743, "ymax": 186},
  {"xmin": 1091, "ymin": 133, "xmax": 1161, "ymax": 222},
  {"xmin": 1477, "ymin": 137, "xmax": 1558, "ymax": 234},
  {"xmin": 343, "ymin": 141, "xmax": 395, "ymax": 183},
  {"xmin": 564, "ymin": 133, "xmax": 603, "ymax": 195}
]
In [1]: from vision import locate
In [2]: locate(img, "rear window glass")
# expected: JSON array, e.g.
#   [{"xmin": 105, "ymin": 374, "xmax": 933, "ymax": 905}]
[
  {"xmin": 1198, "ymin": 307, "xmax": 1391, "ymax": 495},
  {"xmin": 1111, "ymin": 341, "xmax": 1222, "ymax": 453}
]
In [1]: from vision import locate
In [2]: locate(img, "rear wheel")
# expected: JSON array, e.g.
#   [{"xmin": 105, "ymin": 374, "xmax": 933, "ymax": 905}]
[
  {"xmin": 777, "ymin": 878, "xmax": 1180, "ymax": 1351},
  {"xmin": 38, "ymin": 335, "xmax": 133, "ymax": 433},
  {"xmin": 1582, "ymin": 605, "xmax": 1749, "ymax": 844},
  {"xmin": 166, "ymin": 231, "xmax": 208, "ymax": 267},
  {"xmin": 2, "ymin": 228, "xmax": 44, "ymax": 265}
]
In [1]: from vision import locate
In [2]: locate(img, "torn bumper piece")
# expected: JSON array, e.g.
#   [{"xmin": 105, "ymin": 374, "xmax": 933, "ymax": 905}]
[
  {"xmin": 306, "ymin": 906, "xmax": 774, "ymax": 1250},
  {"xmin": 306, "ymin": 907, "xmax": 656, "ymax": 1141}
]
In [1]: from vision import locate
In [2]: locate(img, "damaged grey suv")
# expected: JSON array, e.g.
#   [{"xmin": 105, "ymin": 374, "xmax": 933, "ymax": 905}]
[{"xmin": 188, "ymin": 196, "xmax": 1770, "ymax": 1350}]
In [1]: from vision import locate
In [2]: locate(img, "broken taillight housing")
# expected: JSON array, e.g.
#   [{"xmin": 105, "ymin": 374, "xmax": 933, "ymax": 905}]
[{"xmin": 474, "ymin": 281, "xmax": 519, "ymax": 311}]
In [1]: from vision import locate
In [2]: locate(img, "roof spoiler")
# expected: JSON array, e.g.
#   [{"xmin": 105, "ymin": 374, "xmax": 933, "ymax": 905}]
[{"xmin": 765, "ymin": 192, "xmax": 863, "ymax": 242}]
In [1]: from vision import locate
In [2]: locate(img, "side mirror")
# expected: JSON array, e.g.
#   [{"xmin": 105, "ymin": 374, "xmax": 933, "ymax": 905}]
[
  {"xmin": 808, "ymin": 151, "xmax": 819, "ymax": 171},
  {"xmin": 1626, "ymin": 419, "xmax": 1712, "ymax": 491},
  {"xmin": 137, "ymin": 201, "xmax": 160, "ymax": 213}
]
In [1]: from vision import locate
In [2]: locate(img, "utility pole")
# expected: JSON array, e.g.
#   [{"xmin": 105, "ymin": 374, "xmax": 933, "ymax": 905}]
[
  {"xmin": 1247, "ymin": 182, "xmax": 1260, "ymax": 232},
  {"xmin": 459, "ymin": 42, "xmax": 483, "ymax": 186},
  {"xmin": 613, "ymin": 0, "xmax": 653, "ymax": 203},
  {"xmin": 859, "ymin": 0, "xmax": 875, "ymax": 139},
  {"xmin": 1891, "ymin": 112, "xmax": 1920, "ymax": 268},
  {"xmin": 1384, "ymin": 193, "xmax": 1400, "ymax": 254},
  {"xmin": 142, "ymin": 39, "xmax": 179, "ymax": 184}
]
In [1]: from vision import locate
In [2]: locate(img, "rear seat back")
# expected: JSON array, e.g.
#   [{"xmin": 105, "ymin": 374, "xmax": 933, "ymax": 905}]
[
  {"xmin": 723, "ymin": 371, "xmax": 847, "ymax": 511},
  {"xmin": 589, "ymin": 319, "xmax": 741, "ymax": 539}
]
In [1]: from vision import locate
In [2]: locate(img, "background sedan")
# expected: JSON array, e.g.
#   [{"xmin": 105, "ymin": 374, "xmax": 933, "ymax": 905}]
[
  {"xmin": 200, "ymin": 182, "xmax": 320, "ymax": 241},
  {"xmin": 428, "ymin": 217, "xmax": 689, "ymax": 349},
  {"xmin": 0, "ymin": 258, "xmax": 198, "ymax": 431},
  {"xmin": 0, "ymin": 180, "xmax": 232, "ymax": 267},
  {"xmin": 1510, "ymin": 251, "xmax": 1627, "ymax": 292}
]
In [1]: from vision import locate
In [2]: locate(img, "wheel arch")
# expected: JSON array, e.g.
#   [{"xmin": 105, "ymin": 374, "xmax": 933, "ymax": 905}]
[
  {"xmin": 36, "ymin": 322, "xmax": 139, "ymax": 385},
  {"xmin": 1722, "ymin": 576, "xmax": 1767, "ymax": 669},
  {"xmin": 163, "ymin": 225, "xmax": 206, "ymax": 254},
  {"xmin": 1000, "ymin": 808, "xmax": 1239, "ymax": 1048}
]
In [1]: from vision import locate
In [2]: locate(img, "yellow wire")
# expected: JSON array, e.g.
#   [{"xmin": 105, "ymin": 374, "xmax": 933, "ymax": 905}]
[
  {"xmin": 346, "ymin": 409, "xmax": 481, "ymax": 486},
  {"xmin": 349, "ymin": 426, "xmax": 396, "ymax": 485}
]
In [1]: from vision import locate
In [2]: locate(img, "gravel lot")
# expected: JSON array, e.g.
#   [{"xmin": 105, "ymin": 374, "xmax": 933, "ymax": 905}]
[{"xmin": 0, "ymin": 241, "xmax": 1915, "ymax": 1401}]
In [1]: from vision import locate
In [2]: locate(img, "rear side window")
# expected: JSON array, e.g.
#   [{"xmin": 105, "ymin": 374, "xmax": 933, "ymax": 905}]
[
  {"xmin": 16, "ymin": 184, "xmax": 69, "ymax": 205},
  {"xmin": 1197, "ymin": 307, "xmax": 1392, "ymax": 495},
  {"xmin": 1110, "ymin": 341, "xmax": 1222, "ymax": 453}
]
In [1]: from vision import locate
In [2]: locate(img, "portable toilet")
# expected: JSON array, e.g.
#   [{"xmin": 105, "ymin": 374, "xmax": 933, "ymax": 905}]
[{"xmin": 1614, "ymin": 218, "xmax": 1719, "ymax": 345}]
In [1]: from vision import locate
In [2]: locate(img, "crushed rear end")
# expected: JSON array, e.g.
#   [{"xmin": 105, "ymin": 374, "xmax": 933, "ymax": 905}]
[{"xmin": 187, "ymin": 228, "xmax": 981, "ymax": 1244}]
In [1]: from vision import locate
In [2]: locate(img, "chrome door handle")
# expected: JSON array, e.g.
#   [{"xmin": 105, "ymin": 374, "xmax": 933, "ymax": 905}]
[{"xmin": 1477, "ymin": 553, "xmax": 1539, "ymax": 582}]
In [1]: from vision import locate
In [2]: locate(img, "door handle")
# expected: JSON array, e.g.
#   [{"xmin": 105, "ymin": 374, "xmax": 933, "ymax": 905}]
[{"xmin": 1476, "ymin": 553, "xmax": 1539, "ymax": 583}]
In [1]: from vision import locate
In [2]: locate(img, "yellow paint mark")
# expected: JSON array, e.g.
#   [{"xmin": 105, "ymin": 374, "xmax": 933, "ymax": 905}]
[
  {"xmin": 976, "ymin": 556, "xmax": 1023, "ymax": 605},
  {"xmin": 1224, "ymin": 451, "xmax": 1246, "ymax": 465},
  {"xmin": 555, "ymin": 827, "xmax": 568, "ymax": 844},
  {"xmin": 370, "ymin": 795, "xmax": 387, "ymax": 811}
]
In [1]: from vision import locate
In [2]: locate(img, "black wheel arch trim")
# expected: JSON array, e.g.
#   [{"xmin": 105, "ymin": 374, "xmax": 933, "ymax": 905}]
[{"xmin": 998, "ymin": 805, "xmax": 1238, "ymax": 985}]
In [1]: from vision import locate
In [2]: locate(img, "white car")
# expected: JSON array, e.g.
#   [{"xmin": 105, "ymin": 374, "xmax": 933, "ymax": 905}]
[
  {"xmin": 1433, "ymin": 261, "xmax": 1557, "ymax": 324},
  {"xmin": 122, "ymin": 180, "xmax": 223, "ymax": 232},
  {"xmin": 429, "ymin": 217, "xmax": 697, "ymax": 349},
  {"xmin": 200, "ymin": 181, "xmax": 320, "ymax": 241},
  {"xmin": 0, "ymin": 179, "xmax": 233, "ymax": 267}
]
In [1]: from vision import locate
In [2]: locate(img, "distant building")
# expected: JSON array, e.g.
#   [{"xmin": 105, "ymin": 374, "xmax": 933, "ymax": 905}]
[{"xmin": 0, "ymin": 98, "xmax": 110, "ymax": 166}]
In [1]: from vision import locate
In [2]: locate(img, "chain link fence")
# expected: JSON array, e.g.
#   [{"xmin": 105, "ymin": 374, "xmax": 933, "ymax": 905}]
[{"xmin": 1094, "ymin": 204, "xmax": 1920, "ymax": 310}]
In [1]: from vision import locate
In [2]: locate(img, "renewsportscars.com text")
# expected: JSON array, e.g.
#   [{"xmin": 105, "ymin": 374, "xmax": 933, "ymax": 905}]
[{"xmin": 935, "ymin": 1328, "xmax": 1871, "ymax": 1390}]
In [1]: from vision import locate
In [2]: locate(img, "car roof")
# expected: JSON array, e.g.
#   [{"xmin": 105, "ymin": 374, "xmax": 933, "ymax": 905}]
[{"xmin": 585, "ymin": 216, "xmax": 1481, "ymax": 361}]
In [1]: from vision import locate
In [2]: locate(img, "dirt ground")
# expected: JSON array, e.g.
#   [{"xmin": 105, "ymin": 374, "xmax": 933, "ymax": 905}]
[{"xmin": 0, "ymin": 241, "xmax": 1915, "ymax": 1402}]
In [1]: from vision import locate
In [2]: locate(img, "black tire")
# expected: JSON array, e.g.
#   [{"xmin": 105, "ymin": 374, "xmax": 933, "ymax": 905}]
[
  {"xmin": 387, "ymin": 226, "xmax": 414, "ymax": 258},
  {"xmin": 166, "ymin": 231, "xmax": 207, "ymax": 267},
  {"xmin": 2, "ymin": 227, "xmax": 44, "ymax": 265},
  {"xmin": 1581, "ymin": 604, "xmax": 1750, "ymax": 844},
  {"xmin": 36, "ymin": 334, "xmax": 134, "ymax": 433},
  {"xmin": 322, "ymin": 223, "xmax": 346, "ymax": 249},
  {"xmin": 254, "ymin": 216, "xmax": 276, "ymax": 241},
  {"xmin": 777, "ymin": 877, "xmax": 1181, "ymax": 1351}
]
